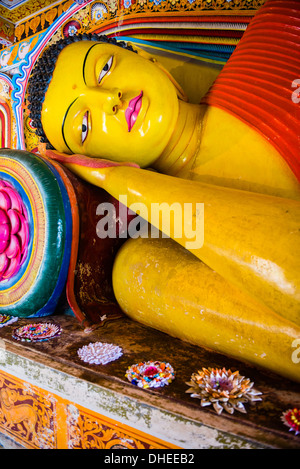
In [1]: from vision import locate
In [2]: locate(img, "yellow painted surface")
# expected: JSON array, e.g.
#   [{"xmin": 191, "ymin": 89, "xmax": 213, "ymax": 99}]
[
  {"xmin": 69, "ymin": 164, "xmax": 300, "ymax": 326},
  {"xmin": 113, "ymin": 236, "xmax": 300, "ymax": 383}
]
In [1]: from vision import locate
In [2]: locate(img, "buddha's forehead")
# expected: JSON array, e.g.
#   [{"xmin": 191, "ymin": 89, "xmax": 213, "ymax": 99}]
[
  {"xmin": 51, "ymin": 40, "xmax": 126, "ymax": 84},
  {"xmin": 46, "ymin": 41, "xmax": 108, "ymax": 99},
  {"xmin": 55, "ymin": 40, "xmax": 108, "ymax": 68}
]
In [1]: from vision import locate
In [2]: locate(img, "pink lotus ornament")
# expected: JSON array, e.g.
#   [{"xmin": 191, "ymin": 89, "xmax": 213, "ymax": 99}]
[
  {"xmin": 0, "ymin": 180, "xmax": 29, "ymax": 282},
  {"xmin": 186, "ymin": 367, "xmax": 262, "ymax": 415}
]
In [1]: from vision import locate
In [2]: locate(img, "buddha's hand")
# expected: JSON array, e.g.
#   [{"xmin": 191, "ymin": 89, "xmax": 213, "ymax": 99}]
[
  {"xmin": 45, "ymin": 150, "xmax": 139, "ymax": 169},
  {"xmin": 45, "ymin": 150, "xmax": 139, "ymax": 188}
]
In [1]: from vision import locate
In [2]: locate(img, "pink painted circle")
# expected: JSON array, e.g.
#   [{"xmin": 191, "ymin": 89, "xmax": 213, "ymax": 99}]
[{"xmin": 0, "ymin": 179, "xmax": 30, "ymax": 282}]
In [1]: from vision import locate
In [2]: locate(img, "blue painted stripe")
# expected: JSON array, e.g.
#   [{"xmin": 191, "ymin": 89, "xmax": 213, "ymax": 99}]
[{"xmin": 30, "ymin": 158, "xmax": 73, "ymax": 317}]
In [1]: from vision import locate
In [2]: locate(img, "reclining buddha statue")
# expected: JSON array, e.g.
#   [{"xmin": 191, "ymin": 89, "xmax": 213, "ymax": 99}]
[{"xmin": 26, "ymin": 0, "xmax": 300, "ymax": 383}]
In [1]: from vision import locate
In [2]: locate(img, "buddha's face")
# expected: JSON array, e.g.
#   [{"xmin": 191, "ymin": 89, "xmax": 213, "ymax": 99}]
[{"xmin": 41, "ymin": 41, "xmax": 179, "ymax": 167}]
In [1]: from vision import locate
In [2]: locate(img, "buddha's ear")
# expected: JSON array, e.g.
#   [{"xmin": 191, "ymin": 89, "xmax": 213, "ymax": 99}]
[{"xmin": 132, "ymin": 44, "xmax": 189, "ymax": 102}]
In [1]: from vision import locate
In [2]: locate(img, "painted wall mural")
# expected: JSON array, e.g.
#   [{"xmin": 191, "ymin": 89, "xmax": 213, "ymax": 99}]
[
  {"xmin": 0, "ymin": 370, "xmax": 57, "ymax": 448},
  {"xmin": 0, "ymin": 0, "xmax": 265, "ymax": 67},
  {"xmin": 0, "ymin": 101, "xmax": 11, "ymax": 148},
  {"xmin": 0, "ymin": 74, "xmax": 13, "ymax": 148},
  {"xmin": 14, "ymin": 0, "xmax": 76, "ymax": 43},
  {"xmin": 0, "ymin": 18, "xmax": 14, "ymax": 47}
]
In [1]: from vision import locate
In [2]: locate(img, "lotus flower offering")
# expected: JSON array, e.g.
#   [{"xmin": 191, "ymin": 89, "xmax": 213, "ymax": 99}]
[{"xmin": 186, "ymin": 367, "xmax": 262, "ymax": 415}]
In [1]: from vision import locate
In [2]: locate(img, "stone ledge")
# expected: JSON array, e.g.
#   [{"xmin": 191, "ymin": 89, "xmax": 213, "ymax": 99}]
[{"xmin": 0, "ymin": 314, "xmax": 299, "ymax": 449}]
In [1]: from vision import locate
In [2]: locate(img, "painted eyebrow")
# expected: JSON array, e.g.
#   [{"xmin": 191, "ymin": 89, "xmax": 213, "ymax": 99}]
[
  {"xmin": 82, "ymin": 43, "xmax": 99, "ymax": 85},
  {"xmin": 62, "ymin": 97, "xmax": 78, "ymax": 152}
]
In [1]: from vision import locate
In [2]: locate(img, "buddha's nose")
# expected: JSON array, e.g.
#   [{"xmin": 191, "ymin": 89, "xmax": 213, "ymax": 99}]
[{"xmin": 100, "ymin": 88, "xmax": 123, "ymax": 115}]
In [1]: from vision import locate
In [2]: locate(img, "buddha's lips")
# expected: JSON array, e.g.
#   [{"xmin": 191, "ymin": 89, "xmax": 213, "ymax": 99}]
[{"xmin": 125, "ymin": 92, "xmax": 143, "ymax": 132}]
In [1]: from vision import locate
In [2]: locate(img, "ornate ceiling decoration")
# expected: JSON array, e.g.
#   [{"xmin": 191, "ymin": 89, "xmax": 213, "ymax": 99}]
[{"xmin": 0, "ymin": 0, "xmax": 60, "ymax": 46}]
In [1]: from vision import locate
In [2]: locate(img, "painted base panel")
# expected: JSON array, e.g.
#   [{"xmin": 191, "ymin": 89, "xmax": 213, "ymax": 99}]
[{"xmin": 0, "ymin": 368, "xmax": 177, "ymax": 449}]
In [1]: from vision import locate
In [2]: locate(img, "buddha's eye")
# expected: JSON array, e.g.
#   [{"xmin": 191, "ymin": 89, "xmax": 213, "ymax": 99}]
[
  {"xmin": 98, "ymin": 56, "xmax": 113, "ymax": 84},
  {"xmin": 81, "ymin": 111, "xmax": 89, "ymax": 144}
]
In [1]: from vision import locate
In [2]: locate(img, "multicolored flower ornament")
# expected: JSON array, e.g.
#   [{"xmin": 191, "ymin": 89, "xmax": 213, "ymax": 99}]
[
  {"xmin": 281, "ymin": 408, "xmax": 300, "ymax": 436},
  {"xmin": 186, "ymin": 367, "xmax": 262, "ymax": 415},
  {"xmin": 126, "ymin": 361, "xmax": 175, "ymax": 389},
  {"xmin": 12, "ymin": 323, "xmax": 62, "ymax": 342},
  {"xmin": 0, "ymin": 179, "xmax": 30, "ymax": 282},
  {"xmin": 63, "ymin": 20, "xmax": 81, "ymax": 38}
]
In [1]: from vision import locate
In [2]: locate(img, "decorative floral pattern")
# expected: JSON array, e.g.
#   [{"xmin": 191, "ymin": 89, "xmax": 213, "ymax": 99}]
[
  {"xmin": 123, "ymin": 0, "xmax": 265, "ymax": 12},
  {"xmin": 186, "ymin": 367, "xmax": 262, "ymax": 415},
  {"xmin": 67, "ymin": 405, "xmax": 165, "ymax": 449},
  {"xmin": 91, "ymin": 2, "xmax": 109, "ymax": 21},
  {"xmin": 0, "ymin": 179, "xmax": 30, "ymax": 283},
  {"xmin": 62, "ymin": 20, "xmax": 81, "ymax": 37}
]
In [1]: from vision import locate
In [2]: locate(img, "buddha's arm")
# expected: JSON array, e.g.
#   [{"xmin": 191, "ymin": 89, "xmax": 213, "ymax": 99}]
[{"xmin": 46, "ymin": 150, "xmax": 300, "ymax": 327}]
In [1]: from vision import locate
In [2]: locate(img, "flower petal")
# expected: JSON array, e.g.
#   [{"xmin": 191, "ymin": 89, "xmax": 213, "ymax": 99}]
[
  {"xmin": 2, "ymin": 252, "xmax": 21, "ymax": 279},
  {"xmin": 3, "ymin": 187, "xmax": 22, "ymax": 212},
  {"xmin": 0, "ymin": 252, "xmax": 9, "ymax": 276},
  {"xmin": 5, "ymin": 234, "xmax": 20, "ymax": 259},
  {"xmin": 212, "ymin": 402, "xmax": 224, "ymax": 414},
  {"xmin": 0, "ymin": 208, "xmax": 9, "ymax": 225},
  {"xmin": 17, "ymin": 213, "xmax": 29, "ymax": 253},
  {"xmin": 0, "ymin": 190, "xmax": 11, "ymax": 211},
  {"xmin": 7, "ymin": 209, "xmax": 21, "ymax": 234},
  {"xmin": 0, "ymin": 223, "xmax": 10, "ymax": 254}
]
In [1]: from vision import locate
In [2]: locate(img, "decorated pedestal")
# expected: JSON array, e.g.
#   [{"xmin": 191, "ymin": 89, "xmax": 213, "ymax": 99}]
[{"xmin": 0, "ymin": 314, "xmax": 299, "ymax": 450}]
